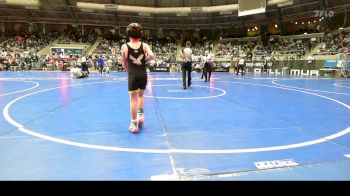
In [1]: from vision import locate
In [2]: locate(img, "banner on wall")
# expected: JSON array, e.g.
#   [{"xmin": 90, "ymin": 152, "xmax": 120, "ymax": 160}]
[
  {"xmin": 324, "ymin": 60, "xmax": 350, "ymax": 69},
  {"xmin": 149, "ymin": 67, "xmax": 169, "ymax": 72},
  {"xmin": 51, "ymin": 48, "xmax": 83, "ymax": 55},
  {"xmin": 212, "ymin": 67, "xmax": 229, "ymax": 72}
]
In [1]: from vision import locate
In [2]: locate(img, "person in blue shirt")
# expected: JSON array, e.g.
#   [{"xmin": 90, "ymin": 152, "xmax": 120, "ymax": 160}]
[{"xmin": 97, "ymin": 55, "xmax": 104, "ymax": 74}]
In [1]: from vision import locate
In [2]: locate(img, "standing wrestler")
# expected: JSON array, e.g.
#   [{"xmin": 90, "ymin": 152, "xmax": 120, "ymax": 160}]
[{"xmin": 121, "ymin": 23, "xmax": 155, "ymax": 134}]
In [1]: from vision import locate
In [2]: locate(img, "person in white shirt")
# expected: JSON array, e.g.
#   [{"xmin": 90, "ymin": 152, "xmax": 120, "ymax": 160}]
[
  {"xmin": 237, "ymin": 55, "xmax": 246, "ymax": 76},
  {"xmin": 308, "ymin": 54, "xmax": 314, "ymax": 65},
  {"xmin": 180, "ymin": 41, "xmax": 194, "ymax": 89},
  {"xmin": 81, "ymin": 55, "xmax": 89, "ymax": 74},
  {"xmin": 202, "ymin": 50, "xmax": 213, "ymax": 82},
  {"xmin": 71, "ymin": 55, "xmax": 89, "ymax": 79},
  {"xmin": 262, "ymin": 56, "xmax": 269, "ymax": 73}
]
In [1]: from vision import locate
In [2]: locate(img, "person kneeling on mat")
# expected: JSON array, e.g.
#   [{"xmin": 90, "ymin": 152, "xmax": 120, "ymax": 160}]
[{"xmin": 71, "ymin": 68, "xmax": 89, "ymax": 79}]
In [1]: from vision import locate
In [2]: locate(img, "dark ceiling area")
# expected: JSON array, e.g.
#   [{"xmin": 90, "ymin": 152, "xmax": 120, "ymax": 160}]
[{"xmin": 0, "ymin": 0, "xmax": 349, "ymax": 29}]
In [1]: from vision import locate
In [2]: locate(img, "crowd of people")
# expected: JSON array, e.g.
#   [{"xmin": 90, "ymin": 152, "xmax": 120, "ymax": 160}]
[
  {"xmin": 1, "ymin": 29, "xmax": 349, "ymax": 72},
  {"xmin": 0, "ymin": 32, "xmax": 57, "ymax": 71},
  {"xmin": 57, "ymin": 31, "xmax": 96, "ymax": 45},
  {"xmin": 254, "ymin": 37, "xmax": 321, "ymax": 60},
  {"xmin": 215, "ymin": 40, "xmax": 256, "ymax": 59},
  {"xmin": 147, "ymin": 38, "xmax": 177, "ymax": 67},
  {"xmin": 318, "ymin": 31, "xmax": 350, "ymax": 55}
]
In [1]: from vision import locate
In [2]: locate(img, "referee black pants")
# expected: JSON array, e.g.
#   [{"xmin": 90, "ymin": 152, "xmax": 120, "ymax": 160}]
[
  {"xmin": 236, "ymin": 64, "xmax": 245, "ymax": 76},
  {"xmin": 182, "ymin": 62, "xmax": 192, "ymax": 88},
  {"xmin": 203, "ymin": 62, "xmax": 212, "ymax": 81}
]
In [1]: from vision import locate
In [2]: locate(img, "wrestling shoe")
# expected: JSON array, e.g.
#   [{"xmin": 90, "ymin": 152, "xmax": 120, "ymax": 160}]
[
  {"xmin": 137, "ymin": 113, "xmax": 144, "ymax": 127},
  {"xmin": 129, "ymin": 121, "xmax": 139, "ymax": 134}
]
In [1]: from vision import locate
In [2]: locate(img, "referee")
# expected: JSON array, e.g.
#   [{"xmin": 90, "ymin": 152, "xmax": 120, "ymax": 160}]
[{"xmin": 180, "ymin": 41, "xmax": 194, "ymax": 89}]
